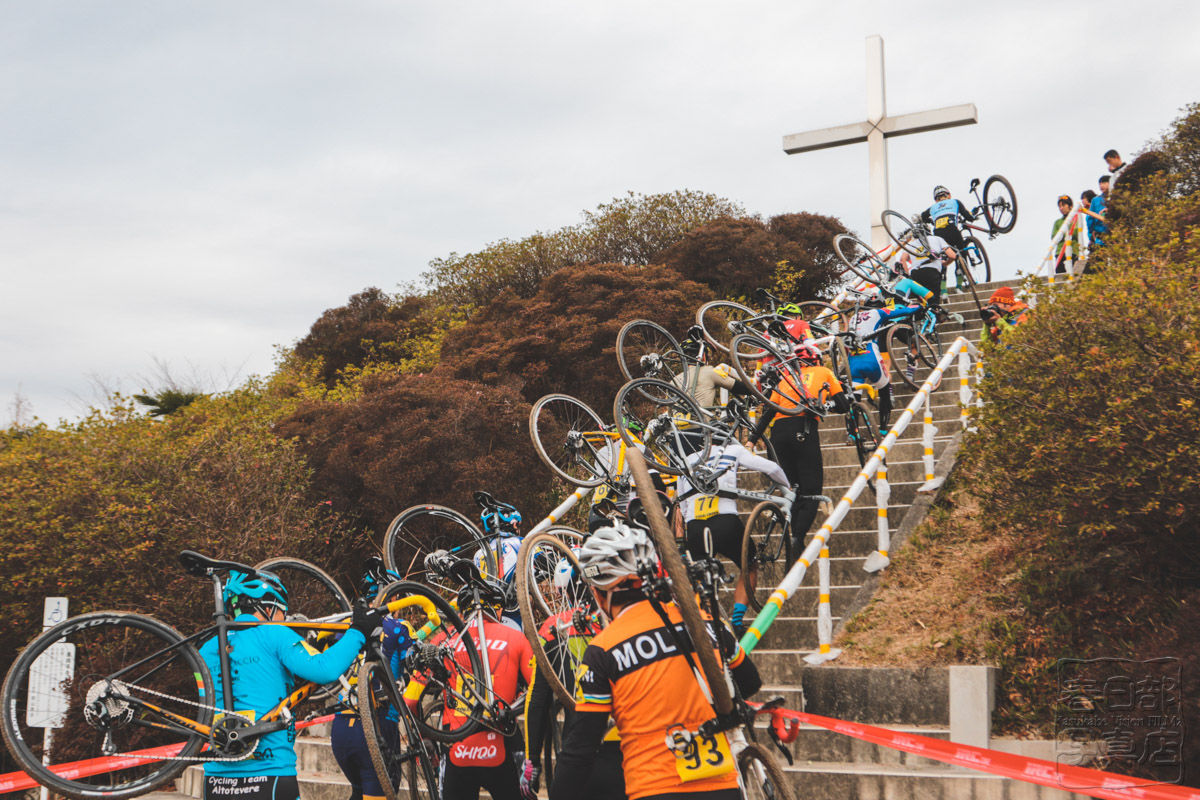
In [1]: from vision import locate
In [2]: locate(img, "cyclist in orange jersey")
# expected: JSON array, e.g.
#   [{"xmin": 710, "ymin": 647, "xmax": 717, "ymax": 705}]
[{"xmin": 550, "ymin": 524, "xmax": 761, "ymax": 800}]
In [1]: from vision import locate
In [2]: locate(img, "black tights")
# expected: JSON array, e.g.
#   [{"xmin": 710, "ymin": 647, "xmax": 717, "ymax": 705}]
[{"xmin": 769, "ymin": 416, "xmax": 823, "ymax": 543}]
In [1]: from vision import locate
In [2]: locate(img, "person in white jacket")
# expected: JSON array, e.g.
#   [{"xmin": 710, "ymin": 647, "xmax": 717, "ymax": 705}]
[{"xmin": 675, "ymin": 438, "xmax": 793, "ymax": 635}]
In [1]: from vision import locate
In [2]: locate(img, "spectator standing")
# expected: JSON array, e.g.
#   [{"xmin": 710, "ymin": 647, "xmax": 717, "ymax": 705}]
[
  {"xmin": 1080, "ymin": 177, "xmax": 1111, "ymax": 248},
  {"xmin": 1051, "ymin": 194, "xmax": 1085, "ymax": 273},
  {"xmin": 1104, "ymin": 149, "xmax": 1127, "ymax": 187}
]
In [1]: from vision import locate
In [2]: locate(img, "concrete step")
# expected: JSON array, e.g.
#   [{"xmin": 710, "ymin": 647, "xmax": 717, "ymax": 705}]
[{"xmin": 780, "ymin": 761, "xmax": 1091, "ymax": 800}]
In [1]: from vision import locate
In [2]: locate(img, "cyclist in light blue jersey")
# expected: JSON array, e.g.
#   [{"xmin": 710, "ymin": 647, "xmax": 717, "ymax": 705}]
[
  {"xmin": 920, "ymin": 185, "xmax": 975, "ymax": 251},
  {"xmin": 199, "ymin": 570, "xmax": 381, "ymax": 800}
]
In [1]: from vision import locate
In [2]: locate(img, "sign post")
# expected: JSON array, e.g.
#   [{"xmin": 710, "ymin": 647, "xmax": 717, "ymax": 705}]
[{"xmin": 32, "ymin": 598, "xmax": 70, "ymax": 800}]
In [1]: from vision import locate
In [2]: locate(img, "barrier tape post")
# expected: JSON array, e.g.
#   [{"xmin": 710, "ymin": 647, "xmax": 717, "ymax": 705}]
[
  {"xmin": 741, "ymin": 338, "xmax": 979, "ymax": 654},
  {"xmin": 528, "ymin": 486, "xmax": 587, "ymax": 535}
]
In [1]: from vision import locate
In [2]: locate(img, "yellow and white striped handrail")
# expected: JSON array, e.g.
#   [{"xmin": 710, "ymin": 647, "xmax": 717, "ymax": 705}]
[{"xmin": 740, "ymin": 336, "xmax": 982, "ymax": 663}]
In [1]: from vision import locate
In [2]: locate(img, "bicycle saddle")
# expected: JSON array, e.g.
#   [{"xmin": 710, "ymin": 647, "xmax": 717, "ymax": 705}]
[
  {"xmin": 424, "ymin": 549, "xmax": 484, "ymax": 586},
  {"xmin": 473, "ymin": 490, "xmax": 499, "ymax": 510},
  {"xmin": 179, "ymin": 550, "xmax": 256, "ymax": 578}
]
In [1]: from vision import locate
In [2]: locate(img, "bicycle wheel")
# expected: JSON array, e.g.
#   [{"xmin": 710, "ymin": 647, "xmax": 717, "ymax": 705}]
[
  {"xmin": 254, "ymin": 557, "xmax": 351, "ymax": 620},
  {"xmin": 792, "ymin": 301, "xmax": 845, "ymax": 336},
  {"xmin": 516, "ymin": 532, "xmax": 603, "ymax": 706},
  {"xmin": 959, "ymin": 235, "xmax": 991, "ymax": 286},
  {"xmin": 885, "ymin": 324, "xmax": 939, "ymax": 391},
  {"xmin": 1, "ymin": 612, "xmax": 213, "ymax": 800},
  {"xmin": 613, "ymin": 378, "xmax": 711, "ymax": 476},
  {"xmin": 626, "ymin": 449, "xmax": 733, "ymax": 715},
  {"xmin": 696, "ymin": 300, "xmax": 756, "ymax": 355},
  {"xmin": 881, "ymin": 210, "xmax": 930, "ymax": 258},
  {"xmin": 383, "ymin": 505, "xmax": 496, "ymax": 597},
  {"xmin": 372, "ymin": 580, "xmax": 486, "ymax": 743},
  {"xmin": 982, "ymin": 174, "xmax": 1018, "ymax": 234},
  {"xmin": 516, "ymin": 528, "xmax": 586, "ymax": 619},
  {"xmin": 740, "ymin": 502, "xmax": 792, "ymax": 613},
  {"xmin": 738, "ymin": 740, "xmax": 797, "ymax": 800},
  {"xmin": 828, "ymin": 337, "xmax": 853, "ymax": 394},
  {"xmin": 833, "ymin": 234, "xmax": 889, "ymax": 285},
  {"xmin": 847, "ymin": 401, "xmax": 881, "ymax": 469},
  {"xmin": 616, "ymin": 319, "xmax": 687, "ymax": 384},
  {"xmin": 357, "ymin": 661, "xmax": 419, "ymax": 800},
  {"xmin": 529, "ymin": 394, "xmax": 617, "ymax": 488},
  {"xmin": 729, "ymin": 333, "xmax": 817, "ymax": 417}
]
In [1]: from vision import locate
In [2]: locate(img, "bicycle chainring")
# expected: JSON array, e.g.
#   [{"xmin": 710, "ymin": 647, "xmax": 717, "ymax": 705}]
[{"xmin": 210, "ymin": 713, "xmax": 256, "ymax": 757}]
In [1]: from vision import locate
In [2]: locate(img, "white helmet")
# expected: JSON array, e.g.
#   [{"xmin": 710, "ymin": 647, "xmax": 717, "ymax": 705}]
[{"xmin": 577, "ymin": 522, "xmax": 655, "ymax": 589}]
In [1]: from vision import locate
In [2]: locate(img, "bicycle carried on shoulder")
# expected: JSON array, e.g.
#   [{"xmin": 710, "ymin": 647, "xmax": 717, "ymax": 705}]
[{"xmin": 0, "ymin": 551, "xmax": 481, "ymax": 800}]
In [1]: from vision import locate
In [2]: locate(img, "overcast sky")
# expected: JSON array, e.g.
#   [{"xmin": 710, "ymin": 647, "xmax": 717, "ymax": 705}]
[{"xmin": 4, "ymin": 1, "xmax": 1198, "ymax": 425}]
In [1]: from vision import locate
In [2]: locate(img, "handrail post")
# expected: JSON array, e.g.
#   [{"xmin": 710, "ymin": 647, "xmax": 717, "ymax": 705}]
[
  {"xmin": 864, "ymin": 459, "xmax": 890, "ymax": 572},
  {"xmin": 803, "ymin": 545, "xmax": 842, "ymax": 665}
]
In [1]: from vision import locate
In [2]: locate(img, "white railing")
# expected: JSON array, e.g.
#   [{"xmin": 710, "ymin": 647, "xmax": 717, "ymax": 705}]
[{"xmin": 740, "ymin": 336, "xmax": 983, "ymax": 664}]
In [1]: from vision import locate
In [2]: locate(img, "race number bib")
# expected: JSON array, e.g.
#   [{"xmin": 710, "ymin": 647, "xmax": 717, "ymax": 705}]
[
  {"xmin": 935, "ymin": 216, "xmax": 951, "ymax": 228},
  {"xmin": 672, "ymin": 731, "xmax": 734, "ymax": 782},
  {"xmin": 691, "ymin": 495, "xmax": 719, "ymax": 520}
]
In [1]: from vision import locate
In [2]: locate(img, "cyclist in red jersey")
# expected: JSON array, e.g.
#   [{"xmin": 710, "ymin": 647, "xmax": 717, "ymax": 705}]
[{"xmin": 403, "ymin": 574, "xmax": 533, "ymax": 800}]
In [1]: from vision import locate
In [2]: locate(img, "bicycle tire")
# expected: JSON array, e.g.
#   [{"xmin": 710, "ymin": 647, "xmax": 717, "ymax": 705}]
[
  {"xmin": 740, "ymin": 501, "xmax": 792, "ymax": 614},
  {"xmin": 881, "ymin": 209, "xmax": 930, "ymax": 258},
  {"xmin": 253, "ymin": 557, "xmax": 352, "ymax": 620},
  {"xmin": 371, "ymin": 580, "xmax": 487, "ymax": 743},
  {"xmin": 848, "ymin": 401, "xmax": 881, "ymax": 469},
  {"xmin": 828, "ymin": 337, "xmax": 854, "ymax": 394},
  {"xmin": 616, "ymin": 319, "xmax": 687, "ymax": 385},
  {"xmin": 792, "ymin": 301, "xmax": 845, "ymax": 336},
  {"xmin": 833, "ymin": 234, "xmax": 889, "ymax": 285},
  {"xmin": 729, "ymin": 333, "xmax": 819, "ymax": 418},
  {"xmin": 613, "ymin": 378, "xmax": 711, "ymax": 476},
  {"xmin": 958, "ymin": 235, "xmax": 991, "ymax": 286},
  {"xmin": 695, "ymin": 300, "xmax": 756, "ymax": 355},
  {"xmin": 529, "ymin": 394, "xmax": 617, "ymax": 488},
  {"xmin": 516, "ymin": 527, "xmax": 587, "ymax": 619},
  {"xmin": 738, "ymin": 740, "xmax": 797, "ymax": 800},
  {"xmin": 626, "ymin": 449, "xmax": 733, "ymax": 716},
  {"xmin": 982, "ymin": 174, "xmax": 1018, "ymax": 234},
  {"xmin": 357, "ymin": 660, "xmax": 420, "ymax": 800},
  {"xmin": 516, "ymin": 531, "xmax": 601, "ymax": 706},
  {"xmin": 1, "ymin": 611, "xmax": 214, "ymax": 800},
  {"xmin": 383, "ymin": 505, "xmax": 497, "ymax": 596},
  {"xmin": 885, "ymin": 323, "xmax": 939, "ymax": 391}
]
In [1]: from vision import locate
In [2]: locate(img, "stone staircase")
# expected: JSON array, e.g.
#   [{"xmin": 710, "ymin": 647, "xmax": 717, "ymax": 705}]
[{"xmin": 744, "ymin": 278, "xmax": 1093, "ymax": 798}]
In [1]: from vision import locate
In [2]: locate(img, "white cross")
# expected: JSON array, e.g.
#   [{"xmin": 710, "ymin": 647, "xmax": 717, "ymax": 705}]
[{"xmin": 782, "ymin": 35, "xmax": 978, "ymax": 249}]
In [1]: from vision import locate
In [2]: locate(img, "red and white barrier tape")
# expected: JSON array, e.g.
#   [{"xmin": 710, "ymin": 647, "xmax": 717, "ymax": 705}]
[
  {"xmin": 777, "ymin": 708, "xmax": 1197, "ymax": 800},
  {"xmin": 0, "ymin": 714, "xmax": 335, "ymax": 794}
]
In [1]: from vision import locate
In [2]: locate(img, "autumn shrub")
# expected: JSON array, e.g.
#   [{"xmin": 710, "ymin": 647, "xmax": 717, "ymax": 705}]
[
  {"xmin": 436, "ymin": 262, "xmax": 714, "ymax": 411},
  {"xmin": 0, "ymin": 388, "xmax": 360, "ymax": 686},
  {"xmin": 956, "ymin": 103, "xmax": 1200, "ymax": 744},
  {"xmin": 422, "ymin": 190, "xmax": 743, "ymax": 307},
  {"xmin": 289, "ymin": 288, "xmax": 467, "ymax": 388},
  {"xmin": 659, "ymin": 212, "xmax": 849, "ymax": 300},
  {"xmin": 274, "ymin": 373, "xmax": 552, "ymax": 540}
]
